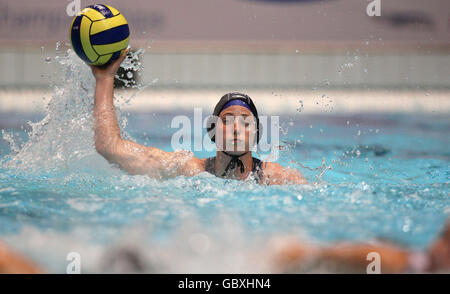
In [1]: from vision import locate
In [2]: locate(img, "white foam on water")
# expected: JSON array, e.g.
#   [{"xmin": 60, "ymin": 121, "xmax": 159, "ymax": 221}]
[
  {"xmin": 2, "ymin": 211, "xmax": 316, "ymax": 273},
  {"xmin": 0, "ymin": 48, "xmax": 145, "ymax": 175}
]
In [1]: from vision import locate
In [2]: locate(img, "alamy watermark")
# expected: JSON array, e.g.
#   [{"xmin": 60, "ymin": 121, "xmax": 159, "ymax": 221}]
[
  {"xmin": 366, "ymin": 252, "xmax": 381, "ymax": 274},
  {"xmin": 66, "ymin": 0, "xmax": 81, "ymax": 17},
  {"xmin": 366, "ymin": 0, "xmax": 381, "ymax": 17},
  {"xmin": 66, "ymin": 252, "xmax": 81, "ymax": 274},
  {"xmin": 170, "ymin": 108, "xmax": 281, "ymax": 162}
]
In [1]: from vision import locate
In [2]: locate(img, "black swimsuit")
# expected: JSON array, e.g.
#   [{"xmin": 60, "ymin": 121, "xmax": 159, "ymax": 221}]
[{"xmin": 205, "ymin": 155, "xmax": 264, "ymax": 184}]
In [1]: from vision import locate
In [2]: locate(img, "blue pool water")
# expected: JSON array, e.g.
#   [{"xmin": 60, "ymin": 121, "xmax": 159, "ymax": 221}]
[{"xmin": 0, "ymin": 51, "xmax": 449, "ymax": 273}]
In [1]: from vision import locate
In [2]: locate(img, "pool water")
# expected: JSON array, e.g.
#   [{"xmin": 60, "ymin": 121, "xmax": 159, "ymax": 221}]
[{"xmin": 0, "ymin": 51, "xmax": 448, "ymax": 273}]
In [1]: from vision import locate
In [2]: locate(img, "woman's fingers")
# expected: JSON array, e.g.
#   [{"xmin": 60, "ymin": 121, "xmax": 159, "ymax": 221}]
[
  {"xmin": 90, "ymin": 48, "xmax": 130, "ymax": 79},
  {"xmin": 120, "ymin": 48, "xmax": 129, "ymax": 61},
  {"xmin": 113, "ymin": 48, "xmax": 129, "ymax": 67},
  {"xmin": 109, "ymin": 48, "xmax": 129, "ymax": 72}
]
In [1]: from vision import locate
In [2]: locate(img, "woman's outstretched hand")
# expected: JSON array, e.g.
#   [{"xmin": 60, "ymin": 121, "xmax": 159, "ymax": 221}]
[{"xmin": 89, "ymin": 48, "xmax": 129, "ymax": 81}]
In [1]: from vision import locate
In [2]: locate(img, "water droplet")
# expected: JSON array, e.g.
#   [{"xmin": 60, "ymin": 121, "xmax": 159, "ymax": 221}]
[
  {"xmin": 297, "ymin": 99, "xmax": 304, "ymax": 110},
  {"xmin": 344, "ymin": 63, "xmax": 354, "ymax": 68},
  {"xmin": 126, "ymin": 71, "xmax": 134, "ymax": 79},
  {"xmin": 45, "ymin": 57, "xmax": 52, "ymax": 63}
]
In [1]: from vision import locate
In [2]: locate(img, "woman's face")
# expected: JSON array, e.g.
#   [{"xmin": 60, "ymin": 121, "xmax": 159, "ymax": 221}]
[{"xmin": 216, "ymin": 105, "xmax": 257, "ymax": 155}]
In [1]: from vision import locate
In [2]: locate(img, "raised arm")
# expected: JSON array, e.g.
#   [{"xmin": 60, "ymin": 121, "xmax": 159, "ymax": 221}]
[{"xmin": 91, "ymin": 50, "xmax": 204, "ymax": 179}]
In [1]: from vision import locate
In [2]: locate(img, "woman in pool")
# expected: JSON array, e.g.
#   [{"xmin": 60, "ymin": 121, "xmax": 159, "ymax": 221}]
[{"xmin": 91, "ymin": 49, "xmax": 307, "ymax": 185}]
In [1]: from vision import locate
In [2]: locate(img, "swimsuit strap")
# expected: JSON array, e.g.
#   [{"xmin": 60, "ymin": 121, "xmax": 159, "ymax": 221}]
[
  {"xmin": 221, "ymin": 151, "xmax": 248, "ymax": 176},
  {"xmin": 205, "ymin": 155, "xmax": 264, "ymax": 183},
  {"xmin": 205, "ymin": 157, "xmax": 216, "ymax": 174},
  {"xmin": 251, "ymin": 157, "xmax": 263, "ymax": 173}
]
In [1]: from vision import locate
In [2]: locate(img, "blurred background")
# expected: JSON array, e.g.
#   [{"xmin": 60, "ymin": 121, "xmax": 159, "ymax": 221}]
[{"xmin": 0, "ymin": 0, "xmax": 449, "ymax": 113}]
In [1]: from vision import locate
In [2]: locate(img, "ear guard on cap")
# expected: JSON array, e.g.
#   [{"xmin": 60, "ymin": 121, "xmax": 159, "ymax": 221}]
[{"xmin": 206, "ymin": 92, "xmax": 261, "ymax": 144}]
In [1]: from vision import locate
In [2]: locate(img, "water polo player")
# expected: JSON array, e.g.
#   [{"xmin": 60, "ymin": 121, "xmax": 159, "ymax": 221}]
[{"xmin": 91, "ymin": 50, "xmax": 307, "ymax": 185}]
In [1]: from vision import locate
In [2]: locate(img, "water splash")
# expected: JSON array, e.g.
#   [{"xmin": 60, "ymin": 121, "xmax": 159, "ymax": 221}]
[
  {"xmin": 1, "ymin": 130, "xmax": 21, "ymax": 155},
  {"xmin": 0, "ymin": 48, "xmax": 145, "ymax": 174}
]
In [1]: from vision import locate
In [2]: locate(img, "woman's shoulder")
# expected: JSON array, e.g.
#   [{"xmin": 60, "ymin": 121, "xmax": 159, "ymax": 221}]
[
  {"xmin": 172, "ymin": 150, "xmax": 208, "ymax": 176},
  {"xmin": 260, "ymin": 161, "xmax": 308, "ymax": 185}
]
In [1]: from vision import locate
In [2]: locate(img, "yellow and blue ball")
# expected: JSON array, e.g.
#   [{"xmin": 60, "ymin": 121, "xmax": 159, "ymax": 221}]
[{"xmin": 69, "ymin": 4, "xmax": 130, "ymax": 66}]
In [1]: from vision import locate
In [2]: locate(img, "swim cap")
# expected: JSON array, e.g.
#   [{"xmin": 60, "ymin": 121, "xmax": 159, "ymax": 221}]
[
  {"xmin": 207, "ymin": 92, "xmax": 261, "ymax": 143},
  {"xmin": 220, "ymin": 99, "xmax": 252, "ymax": 113}
]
